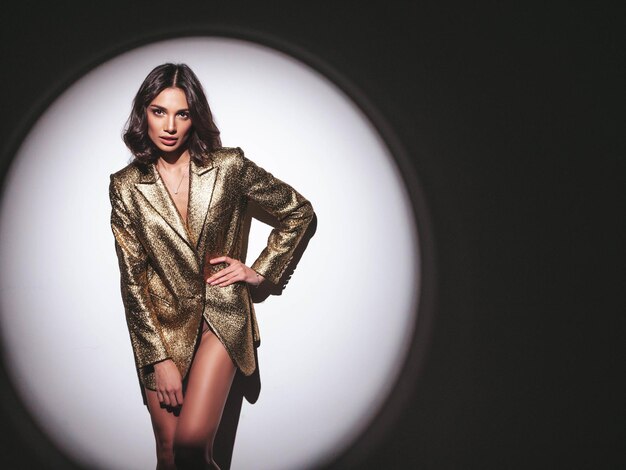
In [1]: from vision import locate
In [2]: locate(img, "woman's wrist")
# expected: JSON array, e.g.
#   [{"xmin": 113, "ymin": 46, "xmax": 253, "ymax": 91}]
[
  {"xmin": 253, "ymin": 271, "xmax": 265, "ymax": 287},
  {"xmin": 153, "ymin": 358, "xmax": 173, "ymax": 370}
]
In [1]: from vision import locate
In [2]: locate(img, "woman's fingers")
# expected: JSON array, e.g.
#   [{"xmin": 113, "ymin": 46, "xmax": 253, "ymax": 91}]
[
  {"xmin": 206, "ymin": 260, "xmax": 244, "ymax": 284},
  {"xmin": 205, "ymin": 255, "xmax": 258, "ymax": 286},
  {"xmin": 175, "ymin": 388, "xmax": 184, "ymax": 406},
  {"xmin": 206, "ymin": 264, "xmax": 237, "ymax": 284},
  {"xmin": 215, "ymin": 271, "xmax": 242, "ymax": 287},
  {"xmin": 157, "ymin": 386, "xmax": 183, "ymax": 408},
  {"xmin": 160, "ymin": 389, "xmax": 171, "ymax": 406},
  {"xmin": 154, "ymin": 359, "xmax": 183, "ymax": 407},
  {"xmin": 205, "ymin": 256, "xmax": 235, "ymax": 283},
  {"xmin": 212, "ymin": 269, "xmax": 244, "ymax": 286},
  {"xmin": 209, "ymin": 255, "xmax": 234, "ymax": 265},
  {"xmin": 168, "ymin": 390, "xmax": 179, "ymax": 408}
]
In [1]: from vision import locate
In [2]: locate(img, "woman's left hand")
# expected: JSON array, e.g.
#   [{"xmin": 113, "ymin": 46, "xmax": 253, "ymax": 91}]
[{"xmin": 206, "ymin": 256, "xmax": 265, "ymax": 287}]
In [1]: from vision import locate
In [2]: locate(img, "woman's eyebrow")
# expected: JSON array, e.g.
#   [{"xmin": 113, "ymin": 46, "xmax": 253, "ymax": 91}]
[{"xmin": 148, "ymin": 104, "xmax": 189, "ymax": 112}]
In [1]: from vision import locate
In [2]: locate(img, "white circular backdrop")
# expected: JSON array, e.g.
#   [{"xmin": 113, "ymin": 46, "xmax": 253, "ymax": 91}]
[{"xmin": 0, "ymin": 37, "xmax": 420, "ymax": 469}]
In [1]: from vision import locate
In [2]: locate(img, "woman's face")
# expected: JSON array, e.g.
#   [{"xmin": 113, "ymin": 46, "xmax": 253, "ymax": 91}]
[{"xmin": 146, "ymin": 87, "xmax": 193, "ymax": 155}]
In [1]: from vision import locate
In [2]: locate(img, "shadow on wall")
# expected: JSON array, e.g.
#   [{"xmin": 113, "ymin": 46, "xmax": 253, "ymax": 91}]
[{"xmin": 214, "ymin": 201, "xmax": 318, "ymax": 469}]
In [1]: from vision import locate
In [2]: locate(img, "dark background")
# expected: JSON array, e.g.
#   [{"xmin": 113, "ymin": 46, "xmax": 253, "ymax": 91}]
[{"xmin": 0, "ymin": 2, "xmax": 623, "ymax": 469}]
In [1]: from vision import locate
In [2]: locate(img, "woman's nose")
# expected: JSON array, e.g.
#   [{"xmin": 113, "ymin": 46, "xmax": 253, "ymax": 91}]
[{"xmin": 164, "ymin": 116, "xmax": 176, "ymax": 133}]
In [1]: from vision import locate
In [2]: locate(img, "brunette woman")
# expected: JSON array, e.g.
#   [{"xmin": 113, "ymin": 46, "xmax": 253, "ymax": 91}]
[{"xmin": 109, "ymin": 63, "xmax": 314, "ymax": 469}]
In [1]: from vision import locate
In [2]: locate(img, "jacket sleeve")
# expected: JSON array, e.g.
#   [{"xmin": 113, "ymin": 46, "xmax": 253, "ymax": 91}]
[
  {"xmin": 237, "ymin": 147, "xmax": 315, "ymax": 285},
  {"xmin": 109, "ymin": 175, "xmax": 170, "ymax": 369}
]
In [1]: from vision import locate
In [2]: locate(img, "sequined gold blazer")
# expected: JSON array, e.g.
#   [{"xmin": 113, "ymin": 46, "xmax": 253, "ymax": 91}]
[{"xmin": 109, "ymin": 147, "xmax": 314, "ymax": 399}]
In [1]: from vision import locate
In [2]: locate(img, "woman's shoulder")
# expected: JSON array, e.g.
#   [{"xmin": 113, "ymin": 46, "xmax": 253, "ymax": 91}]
[
  {"xmin": 208, "ymin": 146, "xmax": 261, "ymax": 176},
  {"xmin": 109, "ymin": 159, "xmax": 150, "ymax": 188},
  {"xmin": 208, "ymin": 146, "xmax": 245, "ymax": 165}
]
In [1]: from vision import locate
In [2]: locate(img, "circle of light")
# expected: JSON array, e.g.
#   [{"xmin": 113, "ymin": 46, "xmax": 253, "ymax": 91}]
[{"xmin": 0, "ymin": 36, "xmax": 420, "ymax": 470}]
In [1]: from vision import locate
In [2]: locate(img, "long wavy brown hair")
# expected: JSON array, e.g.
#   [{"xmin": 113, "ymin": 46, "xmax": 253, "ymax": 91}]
[{"xmin": 123, "ymin": 63, "xmax": 222, "ymax": 164}]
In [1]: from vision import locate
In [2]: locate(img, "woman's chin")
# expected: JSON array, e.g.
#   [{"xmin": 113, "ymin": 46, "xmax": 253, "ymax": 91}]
[{"xmin": 153, "ymin": 144, "xmax": 189, "ymax": 159}]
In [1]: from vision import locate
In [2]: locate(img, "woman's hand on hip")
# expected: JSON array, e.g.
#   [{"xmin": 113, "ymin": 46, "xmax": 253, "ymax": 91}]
[
  {"xmin": 153, "ymin": 359, "xmax": 183, "ymax": 407},
  {"xmin": 206, "ymin": 256, "xmax": 265, "ymax": 287}
]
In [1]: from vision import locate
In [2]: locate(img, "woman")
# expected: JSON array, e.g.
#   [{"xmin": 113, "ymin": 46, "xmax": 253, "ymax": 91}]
[{"xmin": 109, "ymin": 63, "xmax": 314, "ymax": 469}]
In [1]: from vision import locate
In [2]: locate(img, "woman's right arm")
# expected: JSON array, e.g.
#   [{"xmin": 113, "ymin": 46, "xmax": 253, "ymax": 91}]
[{"xmin": 109, "ymin": 175, "xmax": 183, "ymax": 406}]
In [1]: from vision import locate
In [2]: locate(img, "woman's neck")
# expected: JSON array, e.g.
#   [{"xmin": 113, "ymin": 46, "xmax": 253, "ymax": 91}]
[{"xmin": 157, "ymin": 148, "xmax": 190, "ymax": 171}]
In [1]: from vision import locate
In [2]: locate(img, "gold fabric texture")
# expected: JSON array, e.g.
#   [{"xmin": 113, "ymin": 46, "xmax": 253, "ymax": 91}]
[{"xmin": 109, "ymin": 147, "xmax": 314, "ymax": 401}]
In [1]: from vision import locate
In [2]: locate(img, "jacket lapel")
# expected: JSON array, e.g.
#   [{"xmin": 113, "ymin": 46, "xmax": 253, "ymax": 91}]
[
  {"xmin": 134, "ymin": 157, "xmax": 218, "ymax": 253},
  {"xmin": 188, "ymin": 157, "xmax": 218, "ymax": 250},
  {"xmin": 134, "ymin": 162, "xmax": 193, "ymax": 250}
]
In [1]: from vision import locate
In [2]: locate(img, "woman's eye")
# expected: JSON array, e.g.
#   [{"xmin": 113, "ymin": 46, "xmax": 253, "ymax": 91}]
[
  {"xmin": 151, "ymin": 108, "xmax": 164, "ymax": 116},
  {"xmin": 178, "ymin": 112, "xmax": 190, "ymax": 119}
]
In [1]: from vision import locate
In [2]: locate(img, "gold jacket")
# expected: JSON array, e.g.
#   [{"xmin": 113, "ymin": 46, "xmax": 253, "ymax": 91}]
[{"xmin": 109, "ymin": 147, "xmax": 314, "ymax": 399}]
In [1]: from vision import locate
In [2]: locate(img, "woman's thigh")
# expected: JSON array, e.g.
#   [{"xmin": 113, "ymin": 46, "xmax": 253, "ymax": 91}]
[
  {"xmin": 145, "ymin": 387, "xmax": 179, "ymax": 451},
  {"xmin": 175, "ymin": 320, "xmax": 237, "ymax": 446}
]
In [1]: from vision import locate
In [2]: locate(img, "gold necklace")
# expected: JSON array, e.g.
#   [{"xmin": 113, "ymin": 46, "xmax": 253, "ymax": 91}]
[
  {"xmin": 157, "ymin": 162, "xmax": 188, "ymax": 195},
  {"xmin": 173, "ymin": 170, "xmax": 188, "ymax": 194}
]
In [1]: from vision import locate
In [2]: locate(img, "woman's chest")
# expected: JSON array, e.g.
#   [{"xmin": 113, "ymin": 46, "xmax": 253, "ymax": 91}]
[{"xmin": 157, "ymin": 169, "xmax": 191, "ymax": 228}]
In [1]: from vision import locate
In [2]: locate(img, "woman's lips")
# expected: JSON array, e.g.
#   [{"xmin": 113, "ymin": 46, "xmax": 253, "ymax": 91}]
[{"xmin": 159, "ymin": 136, "xmax": 178, "ymax": 146}]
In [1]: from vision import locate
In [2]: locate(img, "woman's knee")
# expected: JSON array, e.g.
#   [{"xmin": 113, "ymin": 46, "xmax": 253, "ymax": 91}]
[
  {"xmin": 173, "ymin": 436, "xmax": 211, "ymax": 468},
  {"xmin": 145, "ymin": 397, "xmax": 178, "ymax": 467},
  {"xmin": 173, "ymin": 427, "xmax": 213, "ymax": 452},
  {"xmin": 155, "ymin": 438, "xmax": 176, "ymax": 469}
]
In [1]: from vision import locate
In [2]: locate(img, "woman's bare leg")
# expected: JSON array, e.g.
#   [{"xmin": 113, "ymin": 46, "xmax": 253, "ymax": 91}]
[
  {"xmin": 145, "ymin": 387, "xmax": 179, "ymax": 469},
  {"xmin": 174, "ymin": 321, "xmax": 236, "ymax": 469}
]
